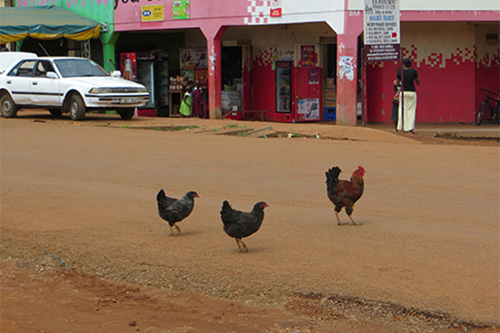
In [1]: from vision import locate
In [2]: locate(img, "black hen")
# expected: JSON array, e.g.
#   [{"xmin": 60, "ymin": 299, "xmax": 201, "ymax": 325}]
[
  {"xmin": 157, "ymin": 189, "xmax": 199, "ymax": 235},
  {"xmin": 220, "ymin": 200, "xmax": 268, "ymax": 252}
]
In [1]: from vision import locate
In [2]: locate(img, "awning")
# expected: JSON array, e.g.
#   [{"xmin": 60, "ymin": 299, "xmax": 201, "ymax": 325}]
[{"xmin": 0, "ymin": 6, "xmax": 100, "ymax": 44}]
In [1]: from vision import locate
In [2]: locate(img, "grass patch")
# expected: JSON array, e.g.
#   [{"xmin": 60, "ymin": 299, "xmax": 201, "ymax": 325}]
[
  {"xmin": 150, "ymin": 126, "xmax": 199, "ymax": 132},
  {"xmin": 223, "ymin": 123, "xmax": 247, "ymax": 129},
  {"xmin": 169, "ymin": 125, "xmax": 199, "ymax": 132}
]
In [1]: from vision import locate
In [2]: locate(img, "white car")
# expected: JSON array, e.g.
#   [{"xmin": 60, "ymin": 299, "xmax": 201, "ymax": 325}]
[
  {"xmin": 0, "ymin": 52, "xmax": 38, "ymax": 73},
  {"xmin": 0, "ymin": 53, "xmax": 150, "ymax": 120}
]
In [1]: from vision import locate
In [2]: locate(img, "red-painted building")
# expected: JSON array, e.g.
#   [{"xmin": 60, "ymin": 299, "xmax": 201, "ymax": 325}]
[{"xmin": 110, "ymin": 0, "xmax": 499, "ymax": 125}]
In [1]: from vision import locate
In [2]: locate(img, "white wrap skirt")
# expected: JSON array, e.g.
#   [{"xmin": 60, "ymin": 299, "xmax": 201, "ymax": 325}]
[{"xmin": 397, "ymin": 91, "xmax": 417, "ymax": 132}]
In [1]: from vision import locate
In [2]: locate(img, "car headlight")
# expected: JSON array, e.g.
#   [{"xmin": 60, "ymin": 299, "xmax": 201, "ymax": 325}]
[
  {"xmin": 138, "ymin": 87, "xmax": 148, "ymax": 93},
  {"xmin": 89, "ymin": 88, "xmax": 113, "ymax": 94}
]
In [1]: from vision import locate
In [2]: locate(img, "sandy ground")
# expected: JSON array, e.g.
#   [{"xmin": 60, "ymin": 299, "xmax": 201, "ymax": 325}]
[{"xmin": 1, "ymin": 112, "xmax": 499, "ymax": 332}]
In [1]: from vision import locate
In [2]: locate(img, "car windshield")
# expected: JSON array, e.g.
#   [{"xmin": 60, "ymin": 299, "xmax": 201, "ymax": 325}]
[{"xmin": 54, "ymin": 58, "xmax": 109, "ymax": 78}]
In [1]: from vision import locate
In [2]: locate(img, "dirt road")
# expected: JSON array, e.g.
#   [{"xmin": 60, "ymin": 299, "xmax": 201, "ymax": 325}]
[{"xmin": 1, "ymin": 114, "xmax": 499, "ymax": 332}]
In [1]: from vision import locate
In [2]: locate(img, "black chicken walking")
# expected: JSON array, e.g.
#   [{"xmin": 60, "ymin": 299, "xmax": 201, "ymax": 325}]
[
  {"xmin": 157, "ymin": 189, "xmax": 199, "ymax": 235},
  {"xmin": 220, "ymin": 200, "xmax": 268, "ymax": 252}
]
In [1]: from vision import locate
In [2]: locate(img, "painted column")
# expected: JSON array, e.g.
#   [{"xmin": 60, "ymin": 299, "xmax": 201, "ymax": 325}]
[
  {"xmin": 336, "ymin": 6, "xmax": 364, "ymax": 126},
  {"xmin": 336, "ymin": 33, "xmax": 358, "ymax": 126},
  {"xmin": 201, "ymin": 25, "xmax": 227, "ymax": 119},
  {"xmin": 101, "ymin": 32, "xmax": 120, "ymax": 72}
]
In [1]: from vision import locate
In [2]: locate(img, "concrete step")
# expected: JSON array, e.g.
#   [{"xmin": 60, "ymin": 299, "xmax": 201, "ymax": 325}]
[{"xmin": 245, "ymin": 127, "xmax": 278, "ymax": 138}]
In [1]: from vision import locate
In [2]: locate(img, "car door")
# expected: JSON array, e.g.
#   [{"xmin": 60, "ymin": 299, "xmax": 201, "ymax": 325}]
[
  {"xmin": 30, "ymin": 60, "xmax": 61, "ymax": 106},
  {"xmin": 5, "ymin": 60, "xmax": 36, "ymax": 105}
]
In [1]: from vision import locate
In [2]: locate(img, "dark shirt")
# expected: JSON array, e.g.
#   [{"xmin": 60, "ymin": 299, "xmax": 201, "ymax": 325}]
[{"xmin": 397, "ymin": 68, "xmax": 419, "ymax": 92}]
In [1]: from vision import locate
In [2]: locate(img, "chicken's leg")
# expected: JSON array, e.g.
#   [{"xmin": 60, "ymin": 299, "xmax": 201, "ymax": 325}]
[
  {"xmin": 346, "ymin": 213, "xmax": 362, "ymax": 226},
  {"xmin": 235, "ymin": 238, "xmax": 248, "ymax": 252},
  {"xmin": 169, "ymin": 224, "xmax": 182, "ymax": 235},
  {"xmin": 335, "ymin": 211, "xmax": 348, "ymax": 226}
]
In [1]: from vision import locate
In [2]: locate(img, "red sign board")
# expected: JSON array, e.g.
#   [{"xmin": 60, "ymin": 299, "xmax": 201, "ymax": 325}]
[{"xmin": 270, "ymin": 8, "xmax": 282, "ymax": 17}]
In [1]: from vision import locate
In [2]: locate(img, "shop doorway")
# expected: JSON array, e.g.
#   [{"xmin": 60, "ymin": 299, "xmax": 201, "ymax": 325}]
[
  {"xmin": 222, "ymin": 46, "xmax": 242, "ymax": 89},
  {"xmin": 322, "ymin": 43, "xmax": 337, "ymax": 121},
  {"xmin": 221, "ymin": 45, "xmax": 252, "ymax": 119}
]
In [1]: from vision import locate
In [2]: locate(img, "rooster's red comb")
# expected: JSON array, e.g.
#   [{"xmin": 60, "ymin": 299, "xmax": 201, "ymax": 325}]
[{"xmin": 358, "ymin": 166, "xmax": 365, "ymax": 172}]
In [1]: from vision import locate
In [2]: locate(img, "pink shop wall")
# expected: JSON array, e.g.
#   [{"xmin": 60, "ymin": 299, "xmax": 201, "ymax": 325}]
[
  {"xmin": 114, "ymin": 0, "xmax": 247, "ymax": 31},
  {"xmin": 366, "ymin": 22, "xmax": 499, "ymax": 124},
  {"xmin": 367, "ymin": 52, "xmax": 477, "ymax": 123}
]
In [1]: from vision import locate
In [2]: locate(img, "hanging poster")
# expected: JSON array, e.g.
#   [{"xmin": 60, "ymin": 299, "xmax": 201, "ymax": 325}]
[
  {"xmin": 181, "ymin": 69, "xmax": 194, "ymax": 81},
  {"xmin": 299, "ymin": 45, "xmax": 316, "ymax": 67},
  {"xmin": 308, "ymin": 68, "xmax": 320, "ymax": 84},
  {"xmin": 195, "ymin": 69, "xmax": 208, "ymax": 87},
  {"xmin": 181, "ymin": 48, "xmax": 207, "ymax": 70},
  {"xmin": 120, "ymin": 52, "xmax": 137, "ymax": 81},
  {"xmin": 173, "ymin": 1, "xmax": 190, "ymax": 20},
  {"xmin": 297, "ymin": 98, "xmax": 320, "ymax": 120}
]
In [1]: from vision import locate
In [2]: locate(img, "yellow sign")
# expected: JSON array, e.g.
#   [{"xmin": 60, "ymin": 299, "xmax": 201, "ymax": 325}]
[{"xmin": 141, "ymin": 5, "xmax": 165, "ymax": 22}]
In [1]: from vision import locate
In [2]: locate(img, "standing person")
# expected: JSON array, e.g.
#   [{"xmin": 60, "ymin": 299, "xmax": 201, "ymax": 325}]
[
  {"xmin": 191, "ymin": 81, "xmax": 204, "ymax": 118},
  {"xmin": 391, "ymin": 79, "xmax": 401, "ymax": 131},
  {"xmin": 179, "ymin": 84, "xmax": 193, "ymax": 117},
  {"xmin": 396, "ymin": 58, "xmax": 420, "ymax": 133}
]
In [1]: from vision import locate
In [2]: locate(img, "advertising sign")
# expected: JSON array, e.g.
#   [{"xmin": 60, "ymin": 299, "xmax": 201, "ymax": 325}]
[
  {"xmin": 120, "ymin": 52, "xmax": 137, "ymax": 81},
  {"xmin": 180, "ymin": 48, "xmax": 208, "ymax": 70},
  {"xmin": 270, "ymin": 0, "xmax": 282, "ymax": 17},
  {"xmin": 365, "ymin": 44, "xmax": 400, "ymax": 61},
  {"xmin": 299, "ymin": 45, "xmax": 317, "ymax": 67},
  {"xmin": 297, "ymin": 98, "xmax": 320, "ymax": 120},
  {"xmin": 173, "ymin": 1, "xmax": 190, "ymax": 20},
  {"xmin": 364, "ymin": 0, "xmax": 400, "ymax": 61},
  {"xmin": 308, "ymin": 68, "xmax": 320, "ymax": 84},
  {"xmin": 364, "ymin": 0, "xmax": 401, "ymax": 61},
  {"xmin": 364, "ymin": 0, "xmax": 399, "ymax": 45},
  {"xmin": 141, "ymin": 5, "xmax": 164, "ymax": 22}
]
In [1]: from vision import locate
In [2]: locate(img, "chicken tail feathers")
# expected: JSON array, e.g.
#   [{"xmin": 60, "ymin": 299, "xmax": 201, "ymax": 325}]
[
  {"xmin": 325, "ymin": 166, "xmax": 341, "ymax": 193},
  {"xmin": 157, "ymin": 189, "xmax": 166, "ymax": 202}
]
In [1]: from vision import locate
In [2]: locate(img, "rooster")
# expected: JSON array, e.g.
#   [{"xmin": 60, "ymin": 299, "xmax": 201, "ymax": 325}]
[
  {"xmin": 220, "ymin": 200, "xmax": 269, "ymax": 252},
  {"xmin": 157, "ymin": 189, "xmax": 199, "ymax": 235},
  {"xmin": 326, "ymin": 166, "xmax": 365, "ymax": 226}
]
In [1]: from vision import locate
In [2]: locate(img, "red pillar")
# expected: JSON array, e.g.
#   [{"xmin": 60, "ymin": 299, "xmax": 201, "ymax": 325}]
[
  {"xmin": 201, "ymin": 25, "xmax": 227, "ymax": 119},
  {"xmin": 336, "ymin": 33, "xmax": 359, "ymax": 126}
]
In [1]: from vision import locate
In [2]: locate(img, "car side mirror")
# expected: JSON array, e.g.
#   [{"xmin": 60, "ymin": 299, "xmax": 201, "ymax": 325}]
[
  {"xmin": 46, "ymin": 71, "xmax": 58, "ymax": 79},
  {"xmin": 111, "ymin": 70, "xmax": 122, "ymax": 78}
]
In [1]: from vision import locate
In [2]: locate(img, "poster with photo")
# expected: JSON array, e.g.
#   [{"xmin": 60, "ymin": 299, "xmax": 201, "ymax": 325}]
[
  {"xmin": 299, "ymin": 45, "xmax": 317, "ymax": 67},
  {"xmin": 181, "ymin": 48, "xmax": 207, "ymax": 70},
  {"xmin": 195, "ymin": 69, "xmax": 208, "ymax": 87},
  {"xmin": 297, "ymin": 98, "xmax": 320, "ymax": 120},
  {"xmin": 173, "ymin": 1, "xmax": 190, "ymax": 20}
]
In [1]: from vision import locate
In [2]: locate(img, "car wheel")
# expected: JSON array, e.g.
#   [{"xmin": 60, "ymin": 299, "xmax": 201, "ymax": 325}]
[
  {"xmin": 0, "ymin": 94, "xmax": 18, "ymax": 118},
  {"xmin": 49, "ymin": 109, "xmax": 63, "ymax": 117},
  {"xmin": 68, "ymin": 94, "xmax": 86, "ymax": 121},
  {"xmin": 118, "ymin": 108, "xmax": 135, "ymax": 120}
]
